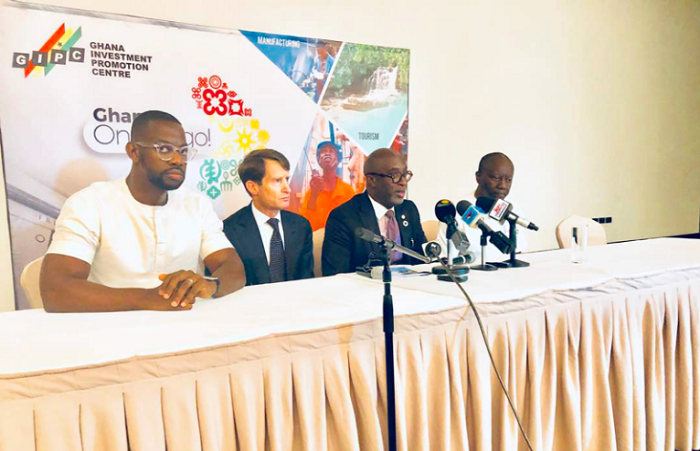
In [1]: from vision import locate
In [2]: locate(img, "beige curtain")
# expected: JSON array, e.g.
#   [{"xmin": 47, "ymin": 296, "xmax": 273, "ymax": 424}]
[{"xmin": 0, "ymin": 270, "xmax": 698, "ymax": 451}]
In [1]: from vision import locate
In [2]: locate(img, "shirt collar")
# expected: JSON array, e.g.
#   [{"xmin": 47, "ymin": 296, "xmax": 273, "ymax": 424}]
[
  {"xmin": 251, "ymin": 202, "xmax": 281, "ymax": 227},
  {"xmin": 367, "ymin": 193, "xmax": 392, "ymax": 219},
  {"xmin": 119, "ymin": 177, "xmax": 175, "ymax": 209}
]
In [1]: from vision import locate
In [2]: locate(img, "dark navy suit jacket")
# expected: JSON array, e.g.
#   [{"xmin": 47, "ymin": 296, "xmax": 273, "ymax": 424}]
[
  {"xmin": 322, "ymin": 192, "xmax": 427, "ymax": 276},
  {"xmin": 223, "ymin": 204, "xmax": 314, "ymax": 286}
]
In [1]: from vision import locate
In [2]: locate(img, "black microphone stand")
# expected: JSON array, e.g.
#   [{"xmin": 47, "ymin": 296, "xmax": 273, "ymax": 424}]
[
  {"xmin": 492, "ymin": 218, "xmax": 529, "ymax": 268},
  {"xmin": 470, "ymin": 231, "xmax": 498, "ymax": 271},
  {"xmin": 354, "ymin": 228, "xmax": 430, "ymax": 451},
  {"xmin": 376, "ymin": 245, "xmax": 398, "ymax": 451}
]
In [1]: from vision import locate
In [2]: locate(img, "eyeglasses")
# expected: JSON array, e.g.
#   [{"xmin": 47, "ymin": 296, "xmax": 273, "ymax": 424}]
[
  {"xmin": 134, "ymin": 142, "xmax": 198, "ymax": 162},
  {"xmin": 366, "ymin": 170, "xmax": 413, "ymax": 184}
]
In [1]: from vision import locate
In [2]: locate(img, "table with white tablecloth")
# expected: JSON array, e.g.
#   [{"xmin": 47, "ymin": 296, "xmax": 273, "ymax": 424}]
[{"xmin": 0, "ymin": 238, "xmax": 699, "ymax": 451}]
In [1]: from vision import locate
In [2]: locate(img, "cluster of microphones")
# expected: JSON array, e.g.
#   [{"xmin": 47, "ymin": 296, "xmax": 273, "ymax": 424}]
[
  {"xmin": 431, "ymin": 197, "xmax": 539, "ymax": 277},
  {"xmin": 355, "ymin": 196, "xmax": 539, "ymax": 281},
  {"xmin": 436, "ymin": 197, "xmax": 538, "ymax": 254}
]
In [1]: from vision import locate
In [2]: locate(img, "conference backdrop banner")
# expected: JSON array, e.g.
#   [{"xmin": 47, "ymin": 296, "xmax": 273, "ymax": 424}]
[{"xmin": 0, "ymin": 3, "xmax": 410, "ymax": 309}]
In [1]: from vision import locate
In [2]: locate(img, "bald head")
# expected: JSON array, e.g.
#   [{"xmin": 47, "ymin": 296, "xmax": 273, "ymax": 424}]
[
  {"xmin": 364, "ymin": 148, "xmax": 409, "ymax": 208},
  {"xmin": 478, "ymin": 152, "xmax": 513, "ymax": 173},
  {"xmin": 364, "ymin": 148, "xmax": 398, "ymax": 174},
  {"xmin": 475, "ymin": 152, "xmax": 514, "ymax": 200}
]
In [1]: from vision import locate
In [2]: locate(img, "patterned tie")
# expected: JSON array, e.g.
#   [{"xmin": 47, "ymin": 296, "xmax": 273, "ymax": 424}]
[
  {"xmin": 384, "ymin": 210, "xmax": 403, "ymax": 263},
  {"xmin": 268, "ymin": 218, "xmax": 287, "ymax": 283}
]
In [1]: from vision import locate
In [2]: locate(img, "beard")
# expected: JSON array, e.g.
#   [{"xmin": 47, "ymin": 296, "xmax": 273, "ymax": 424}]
[{"xmin": 147, "ymin": 167, "xmax": 185, "ymax": 191}]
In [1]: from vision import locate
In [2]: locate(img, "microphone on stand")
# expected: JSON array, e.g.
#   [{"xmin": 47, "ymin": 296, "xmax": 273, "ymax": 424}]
[
  {"xmin": 475, "ymin": 197, "xmax": 536, "ymax": 268},
  {"xmin": 456, "ymin": 201, "xmax": 514, "ymax": 255},
  {"xmin": 433, "ymin": 200, "xmax": 470, "ymax": 282},
  {"xmin": 476, "ymin": 197, "xmax": 539, "ymax": 231},
  {"xmin": 434, "ymin": 200, "xmax": 470, "ymax": 255},
  {"xmin": 355, "ymin": 228, "xmax": 430, "ymax": 263},
  {"xmin": 423, "ymin": 241, "xmax": 442, "ymax": 260}
]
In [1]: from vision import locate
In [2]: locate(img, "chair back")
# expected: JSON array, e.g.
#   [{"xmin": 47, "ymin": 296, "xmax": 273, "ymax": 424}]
[
  {"xmin": 312, "ymin": 228, "xmax": 325, "ymax": 277},
  {"xmin": 422, "ymin": 220, "xmax": 441, "ymax": 242},
  {"xmin": 20, "ymin": 256, "xmax": 44, "ymax": 309},
  {"xmin": 556, "ymin": 215, "xmax": 607, "ymax": 248}
]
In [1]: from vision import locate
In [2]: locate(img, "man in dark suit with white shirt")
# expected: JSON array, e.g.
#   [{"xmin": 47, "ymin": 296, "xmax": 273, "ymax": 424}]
[
  {"xmin": 322, "ymin": 148, "xmax": 427, "ymax": 276},
  {"xmin": 223, "ymin": 149, "xmax": 314, "ymax": 286}
]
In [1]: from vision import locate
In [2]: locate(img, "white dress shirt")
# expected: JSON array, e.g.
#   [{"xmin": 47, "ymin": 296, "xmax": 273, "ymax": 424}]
[
  {"xmin": 250, "ymin": 203, "xmax": 285, "ymax": 265},
  {"xmin": 47, "ymin": 178, "xmax": 232, "ymax": 289},
  {"xmin": 368, "ymin": 195, "xmax": 394, "ymax": 238},
  {"xmin": 437, "ymin": 193, "xmax": 529, "ymax": 263}
]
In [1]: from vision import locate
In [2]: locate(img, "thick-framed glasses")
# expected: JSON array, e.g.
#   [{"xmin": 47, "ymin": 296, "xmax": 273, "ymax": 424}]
[
  {"xmin": 366, "ymin": 170, "xmax": 413, "ymax": 184},
  {"xmin": 134, "ymin": 142, "xmax": 198, "ymax": 162}
]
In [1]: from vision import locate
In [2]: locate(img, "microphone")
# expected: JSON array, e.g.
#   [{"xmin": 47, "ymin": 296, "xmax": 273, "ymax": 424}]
[
  {"xmin": 456, "ymin": 200, "xmax": 515, "ymax": 255},
  {"xmin": 456, "ymin": 200, "xmax": 492, "ymax": 234},
  {"xmin": 422, "ymin": 241, "xmax": 442, "ymax": 259},
  {"xmin": 355, "ymin": 228, "xmax": 430, "ymax": 263},
  {"xmin": 457, "ymin": 251, "xmax": 477, "ymax": 264},
  {"xmin": 422, "ymin": 240, "xmax": 474, "ymax": 263},
  {"xmin": 476, "ymin": 197, "xmax": 539, "ymax": 231},
  {"xmin": 434, "ymin": 199, "xmax": 458, "ymax": 223},
  {"xmin": 434, "ymin": 200, "xmax": 470, "ymax": 255},
  {"xmin": 355, "ymin": 227, "xmax": 386, "ymax": 245}
]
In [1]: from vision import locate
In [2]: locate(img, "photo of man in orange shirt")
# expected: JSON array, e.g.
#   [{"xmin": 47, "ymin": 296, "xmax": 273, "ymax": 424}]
[{"xmin": 298, "ymin": 141, "xmax": 356, "ymax": 231}]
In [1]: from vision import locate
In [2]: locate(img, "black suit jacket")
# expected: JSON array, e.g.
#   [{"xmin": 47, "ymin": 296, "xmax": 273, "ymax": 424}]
[
  {"xmin": 322, "ymin": 192, "xmax": 427, "ymax": 276},
  {"xmin": 223, "ymin": 204, "xmax": 314, "ymax": 286}
]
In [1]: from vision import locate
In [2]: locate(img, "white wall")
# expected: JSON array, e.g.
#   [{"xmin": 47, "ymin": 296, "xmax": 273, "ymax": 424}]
[
  {"xmin": 1, "ymin": 0, "xmax": 699, "ymax": 309},
  {"xmin": 0, "ymin": 134, "xmax": 15, "ymax": 311}
]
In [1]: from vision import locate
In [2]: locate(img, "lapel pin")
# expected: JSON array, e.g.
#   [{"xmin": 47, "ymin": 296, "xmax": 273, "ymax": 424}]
[
  {"xmin": 402, "ymin": 220, "xmax": 409, "ymax": 227},
  {"xmin": 401, "ymin": 214, "xmax": 406, "ymax": 219}
]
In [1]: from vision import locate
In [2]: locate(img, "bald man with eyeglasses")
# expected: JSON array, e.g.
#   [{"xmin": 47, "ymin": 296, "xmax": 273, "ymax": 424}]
[
  {"xmin": 322, "ymin": 148, "xmax": 427, "ymax": 276},
  {"xmin": 40, "ymin": 110, "xmax": 246, "ymax": 313}
]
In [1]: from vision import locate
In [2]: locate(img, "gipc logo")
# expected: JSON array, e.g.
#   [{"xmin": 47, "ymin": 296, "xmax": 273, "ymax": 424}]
[{"xmin": 12, "ymin": 23, "xmax": 84, "ymax": 77}]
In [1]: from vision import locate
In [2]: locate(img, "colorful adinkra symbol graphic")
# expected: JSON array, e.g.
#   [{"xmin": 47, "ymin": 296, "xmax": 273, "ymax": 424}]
[
  {"xmin": 192, "ymin": 75, "xmax": 268, "ymax": 199},
  {"xmin": 191, "ymin": 75, "xmax": 252, "ymax": 117},
  {"xmin": 198, "ymin": 158, "xmax": 243, "ymax": 199}
]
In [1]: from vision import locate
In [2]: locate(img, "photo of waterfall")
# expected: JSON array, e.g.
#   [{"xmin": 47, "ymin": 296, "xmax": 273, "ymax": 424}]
[{"xmin": 320, "ymin": 43, "xmax": 409, "ymax": 153}]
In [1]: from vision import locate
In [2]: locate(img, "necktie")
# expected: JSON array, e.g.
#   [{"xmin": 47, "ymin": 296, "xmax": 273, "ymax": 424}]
[
  {"xmin": 384, "ymin": 210, "xmax": 403, "ymax": 263},
  {"xmin": 268, "ymin": 218, "xmax": 287, "ymax": 283}
]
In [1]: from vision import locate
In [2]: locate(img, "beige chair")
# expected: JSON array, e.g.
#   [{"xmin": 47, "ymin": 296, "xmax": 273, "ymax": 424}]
[
  {"xmin": 312, "ymin": 228, "xmax": 325, "ymax": 277},
  {"xmin": 422, "ymin": 220, "xmax": 441, "ymax": 242},
  {"xmin": 20, "ymin": 256, "xmax": 44, "ymax": 309},
  {"xmin": 555, "ymin": 215, "xmax": 607, "ymax": 249}
]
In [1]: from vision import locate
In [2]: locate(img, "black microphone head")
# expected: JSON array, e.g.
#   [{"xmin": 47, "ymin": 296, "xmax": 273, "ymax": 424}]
[
  {"xmin": 434, "ymin": 199, "xmax": 457, "ymax": 224},
  {"xmin": 424, "ymin": 241, "xmax": 442, "ymax": 259},
  {"xmin": 456, "ymin": 200, "xmax": 472, "ymax": 216},
  {"xmin": 489, "ymin": 231, "xmax": 515, "ymax": 255},
  {"xmin": 476, "ymin": 196, "xmax": 497, "ymax": 213}
]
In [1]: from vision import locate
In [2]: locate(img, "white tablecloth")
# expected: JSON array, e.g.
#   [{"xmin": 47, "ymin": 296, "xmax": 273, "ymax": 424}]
[{"xmin": 0, "ymin": 238, "xmax": 698, "ymax": 451}]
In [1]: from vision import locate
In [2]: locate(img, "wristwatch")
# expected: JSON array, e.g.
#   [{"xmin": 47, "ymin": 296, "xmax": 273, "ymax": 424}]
[{"xmin": 204, "ymin": 276, "xmax": 220, "ymax": 297}]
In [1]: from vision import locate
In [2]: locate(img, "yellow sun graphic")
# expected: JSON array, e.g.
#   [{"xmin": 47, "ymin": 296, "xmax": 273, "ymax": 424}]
[
  {"xmin": 235, "ymin": 129, "xmax": 255, "ymax": 153},
  {"xmin": 257, "ymin": 130, "xmax": 270, "ymax": 148}
]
